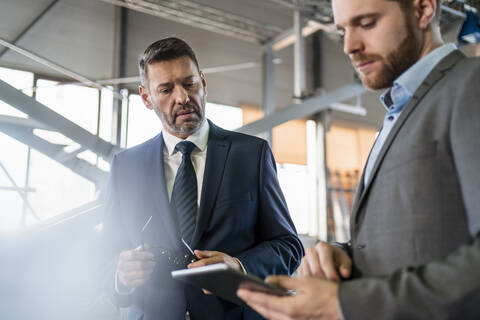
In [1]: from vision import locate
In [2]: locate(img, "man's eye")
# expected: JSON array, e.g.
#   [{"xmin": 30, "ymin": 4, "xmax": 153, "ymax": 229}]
[
  {"xmin": 160, "ymin": 88, "xmax": 171, "ymax": 94},
  {"xmin": 184, "ymin": 82, "xmax": 195, "ymax": 88},
  {"xmin": 360, "ymin": 21, "xmax": 376, "ymax": 29}
]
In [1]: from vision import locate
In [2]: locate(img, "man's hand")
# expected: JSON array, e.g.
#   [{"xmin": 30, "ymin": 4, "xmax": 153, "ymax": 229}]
[
  {"xmin": 116, "ymin": 245, "xmax": 156, "ymax": 289},
  {"xmin": 237, "ymin": 276, "xmax": 341, "ymax": 320},
  {"xmin": 297, "ymin": 242, "xmax": 352, "ymax": 282},
  {"xmin": 187, "ymin": 250, "xmax": 241, "ymax": 271},
  {"xmin": 187, "ymin": 250, "xmax": 242, "ymax": 295}
]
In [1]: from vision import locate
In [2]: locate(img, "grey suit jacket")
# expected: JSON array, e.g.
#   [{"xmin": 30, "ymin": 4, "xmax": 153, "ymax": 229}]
[{"xmin": 338, "ymin": 50, "xmax": 480, "ymax": 319}]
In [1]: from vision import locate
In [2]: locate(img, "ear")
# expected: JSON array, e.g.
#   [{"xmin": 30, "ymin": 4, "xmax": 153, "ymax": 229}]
[
  {"xmin": 200, "ymin": 71, "xmax": 208, "ymax": 96},
  {"xmin": 413, "ymin": 0, "xmax": 437, "ymax": 29},
  {"xmin": 139, "ymin": 85, "xmax": 153, "ymax": 110}
]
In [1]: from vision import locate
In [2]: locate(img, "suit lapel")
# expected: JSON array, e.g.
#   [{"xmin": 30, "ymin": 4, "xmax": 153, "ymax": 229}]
[
  {"xmin": 351, "ymin": 50, "xmax": 465, "ymax": 225},
  {"xmin": 147, "ymin": 133, "xmax": 181, "ymax": 250},
  {"xmin": 190, "ymin": 121, "xmax": 231, "ymax": 249},
  {"xmin": 349, "ymin": 169, "xmax": 365, "ymax": 228}
]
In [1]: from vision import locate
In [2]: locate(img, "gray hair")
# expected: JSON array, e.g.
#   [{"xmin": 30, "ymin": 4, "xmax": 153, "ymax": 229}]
[{"xmin": 138, "ymin": 37, "xmax": 200, "ymax": 87}]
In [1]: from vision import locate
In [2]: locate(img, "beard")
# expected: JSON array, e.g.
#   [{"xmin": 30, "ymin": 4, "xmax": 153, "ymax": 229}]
[
  {"xmin": 352, "ymin": 18, "xmax": 422, "ymax": 90},
  {"xmin": 158, "ymin": 97, "xmax": 206, "ymax": 136}
]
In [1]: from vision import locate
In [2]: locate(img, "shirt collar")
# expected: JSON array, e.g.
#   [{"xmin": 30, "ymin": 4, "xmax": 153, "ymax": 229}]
[
  {"xmin": 162, "ymin": 119, "xmax": 209, "ymax": 156},
  {"xmin": 380, "ymin": 43, "xmax": 457, "ymax": 112}
]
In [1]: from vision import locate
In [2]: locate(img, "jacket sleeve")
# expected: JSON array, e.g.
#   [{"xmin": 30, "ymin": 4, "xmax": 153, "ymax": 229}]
[
  {"xmin": 235, "ymin": 142, "xmax": 304, "ymax": 277},
  {"xmin": 339, "ymin": 235, "xmax": 480, "ymax": 319},
  {"xmin": 99, "ymin": 154, "xmax": 138, "ymax": 307},
  {"xmin": 338, "ymin": 59, "xmax": 480, "ymax": 320}
]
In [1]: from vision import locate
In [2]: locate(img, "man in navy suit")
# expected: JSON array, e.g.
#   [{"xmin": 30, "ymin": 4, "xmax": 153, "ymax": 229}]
[{"xmin": 101, "ymin": 37, "xmax": 304, "ymax": 320}]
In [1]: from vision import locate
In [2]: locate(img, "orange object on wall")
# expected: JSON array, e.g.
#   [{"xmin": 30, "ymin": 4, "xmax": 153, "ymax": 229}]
[
  {"xmin": 240, "ymin": 104, "xmax": 307, "ymax": 165},
  {"xmin": 326, "ymin": 122, "xmax": 377, "ymax": 173}
]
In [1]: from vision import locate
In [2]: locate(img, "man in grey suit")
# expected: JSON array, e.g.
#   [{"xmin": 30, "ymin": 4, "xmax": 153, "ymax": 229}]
[{"xmin": 238, "ymin": 0, "xmax": 480, "ymax": 319}]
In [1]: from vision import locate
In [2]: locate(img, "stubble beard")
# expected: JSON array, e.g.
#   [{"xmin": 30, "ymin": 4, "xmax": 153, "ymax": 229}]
[
  {"xmin": 158, "ymin": 98, "xmax": 206, "ymax": 136},
  {"xmin": 355, "ymin": 19, "xmax": 422, "ymax": 90}
]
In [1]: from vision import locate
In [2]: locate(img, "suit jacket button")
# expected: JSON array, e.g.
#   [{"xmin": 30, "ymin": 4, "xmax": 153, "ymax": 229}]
[{"xmin": 356, "ymin": 244, "xmax": 366, "ymax": 249}]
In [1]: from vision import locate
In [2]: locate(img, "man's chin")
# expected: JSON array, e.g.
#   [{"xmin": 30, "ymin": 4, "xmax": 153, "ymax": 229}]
[
  {"xmin": 174, "ymin": 119, "xmax": 202, "ymax": 135},
  {"xmin": 360, "ymin": 74, "xmax": 392, "ymax": 91}
]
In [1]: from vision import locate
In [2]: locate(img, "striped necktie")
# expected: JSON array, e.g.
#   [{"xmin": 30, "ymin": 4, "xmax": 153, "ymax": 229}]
[{"xmin": 172, "ymin": 141, "xmax": 197, "ymax": 245}]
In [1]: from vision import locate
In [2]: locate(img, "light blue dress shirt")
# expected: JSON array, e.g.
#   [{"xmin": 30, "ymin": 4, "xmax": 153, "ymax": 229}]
[{"xmin": 363, "ymin": 43, "xmax": 457, "ymax": 186}]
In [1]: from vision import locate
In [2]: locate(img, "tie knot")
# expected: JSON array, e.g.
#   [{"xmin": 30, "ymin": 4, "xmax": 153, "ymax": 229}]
[{"xmin": 175, "ymin": 141, "xmax": 196, "ymax": 156}]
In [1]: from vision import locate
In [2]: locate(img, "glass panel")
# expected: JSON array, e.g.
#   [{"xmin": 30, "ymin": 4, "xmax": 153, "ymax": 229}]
[
  {"xmin": 277, "ymin": 163, "xmax": 310, "ymax": 235},
  {"xmin": 0, "ymin": 133, "xmax": 29, "ymax": 232},
  {"xmin": 99, "ymin": 87, "xmax": 113, "ymax": 142},
  {"xmin": 28, "ymin": 150, "xmax": 96, "ymax": 221},
  {"xmin": 33, "ymin": 129, "xmax": 75, "ymax": 146},
  {"xmin": 0, "ymin": 66, "xmax": 33, "ymax": 95},
  {"xmin": 0, "ymin": 67, "xmax": 33, "ymax": 117},
  {"xmin": 205, "ymin": 102, "xmax": 242, "ymax": 130},
  {"xmin": 126, "ymin": 94, "xmax": 161, "ymax": 148},
  {"xmin": 0, "ymin": 133, "xmax": 28, "ymax": 186},
  {"xmin": 0, "ymin": 190, "xmax": 23, "ymax": 233},
  {"xmin": 36, "ymin": 79, "xmax": 99, "ymax": 134}
]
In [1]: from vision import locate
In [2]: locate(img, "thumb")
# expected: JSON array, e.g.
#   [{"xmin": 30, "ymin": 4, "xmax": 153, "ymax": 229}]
[
  {"xmin": 339, "ymin": 265, "xmax": 351, "ymax": 278},
  {"xmin": 265, "ymin": 275, "xmax": 301, "ymax": 291},
  {"xmin": 335, "ymin": 251, "xmax": 352, "ymax": 278}
]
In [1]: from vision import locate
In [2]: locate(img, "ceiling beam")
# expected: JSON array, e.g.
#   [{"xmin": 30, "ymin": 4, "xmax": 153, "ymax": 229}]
[
  {"xmin": 0, "ymin": 115, "xmax": 52, "ymax": 130},
  {"xmin": 97, "ymin": 0, "xmax": 282, "ymax": 43},
  {"xmin": 0, "ymin": 123, "xmax": 108, "ymax": 187},
  {"xmin": 0, "ymin": 37, "xmax": 123, "ymax": 100},
  {"xmin": 0, "ymin": 0, "xmax": 59, "ymax": 59},
  {"xmin": 0, "ymin": 79, "xmax": 120, "ymax": 161},
  {"xmin": 235, "ymin": 83, "xmax": 366, "ymax": 136},
  {"xmin": 42, "ymin": 60, "xmax": 282, "ymax": 87}
]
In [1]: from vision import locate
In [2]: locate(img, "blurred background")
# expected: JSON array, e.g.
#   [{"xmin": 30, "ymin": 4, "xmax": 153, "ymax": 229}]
[{"xmin": 0, "ymin": 0, "xmax": 478, "ymax": 318}]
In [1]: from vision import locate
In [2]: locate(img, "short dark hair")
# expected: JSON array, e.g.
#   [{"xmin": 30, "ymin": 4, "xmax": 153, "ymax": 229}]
[
  {"xmin": 139, "ymin": 37, "xmax": 200, "ymax": 86},
  {"xmin": 388, "ymin": 0, "xmax": 443, "ymax": 21}
]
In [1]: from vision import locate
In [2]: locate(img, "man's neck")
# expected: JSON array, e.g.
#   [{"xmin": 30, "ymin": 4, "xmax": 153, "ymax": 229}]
[{"xmin": 418, "ymin": 25, "xmax": 444, "ymax": 60}]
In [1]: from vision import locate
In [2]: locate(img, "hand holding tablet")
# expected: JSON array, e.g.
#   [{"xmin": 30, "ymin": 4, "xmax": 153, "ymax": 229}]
[{"xmin": 171, "ymin": 263, "xmax": 294, "ymax": 307}]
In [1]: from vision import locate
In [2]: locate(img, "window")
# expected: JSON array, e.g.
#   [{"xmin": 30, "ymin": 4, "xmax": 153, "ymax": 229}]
[
  {"xmin": 126, "ymin": 94, "xmax": 162, "ymax": 148},
  {"xmin": 36, "ymin": 79, "xmax": 99, "ymax": 134},
  {"xmin": 0, "ymin": 67, "xmax": 34, "ymax": 232},
  {"xmin": 0, "ymin": 68, "xmax": 105, "ymax": 232}
]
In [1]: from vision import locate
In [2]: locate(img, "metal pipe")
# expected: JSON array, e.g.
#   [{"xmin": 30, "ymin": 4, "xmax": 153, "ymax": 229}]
[
  {"xmin": 0, "ymin": 186, "xmax": 36, "ymax": 192},
  {"xmin": 441, "ymin": 5, "xmax": 467, "ymax": 18},
  {"xmin": 262, "ymin": 46, "xmax": 275, "ymax": 145},
  {"xmin": 26, "ymin": 60, "xmax": 282, "ymax": 88},
  {"xmin": 236, "ymin": 83, "xmax": 366, "ymax": 136},
  {"xmin": 294, "ymin": 9, "xmax": 306, "ymax": 100}
]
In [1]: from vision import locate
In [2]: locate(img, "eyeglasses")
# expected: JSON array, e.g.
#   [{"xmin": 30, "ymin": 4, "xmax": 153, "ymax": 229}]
[
  {"xmin": 141, "ymin": 215, "xmax": 197, "ymax": 266},
  {"xmin": 148, "ymin": 245, "xmax": 197, "ymax": 266}
]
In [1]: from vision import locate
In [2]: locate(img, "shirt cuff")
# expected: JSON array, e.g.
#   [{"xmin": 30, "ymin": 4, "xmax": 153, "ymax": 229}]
[
  {"xmin": 233, "ymin": 257, "xmax": 247, "ymax": 274},
  {"xmin": 115, "ymin": 269, "xmax": 135, "ymax": 295}
]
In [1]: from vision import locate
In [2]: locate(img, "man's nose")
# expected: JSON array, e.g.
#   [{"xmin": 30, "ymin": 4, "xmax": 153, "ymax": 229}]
[
  {"xmin": 173, "ymin": 86, "xmax": 189, "ymax": 105},
  {"xmin": 343, "ymin": 30, "xmax": 363, "ymax": 56}
]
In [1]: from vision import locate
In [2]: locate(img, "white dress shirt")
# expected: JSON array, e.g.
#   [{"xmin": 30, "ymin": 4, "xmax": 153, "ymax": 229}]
[{"xmin": 162, "ymin": 119, "xmax": 210, "ymax": 207}]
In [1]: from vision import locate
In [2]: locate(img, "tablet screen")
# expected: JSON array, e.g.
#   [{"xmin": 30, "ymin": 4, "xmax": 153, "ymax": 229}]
[{"xmin": 171, "ymin": 263, "xmax": 292, "ymax": 307}]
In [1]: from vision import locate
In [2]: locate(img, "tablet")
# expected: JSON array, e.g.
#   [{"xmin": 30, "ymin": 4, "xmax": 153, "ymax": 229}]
[{"xmin": 171, "ymin": 263, "xmax": 292, "ymax": 307}]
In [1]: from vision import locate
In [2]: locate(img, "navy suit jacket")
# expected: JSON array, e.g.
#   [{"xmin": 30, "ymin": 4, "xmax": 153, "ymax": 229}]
[{"xmin": 102, "ymin": 121, "xmax": 304, "ymax": 320}]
